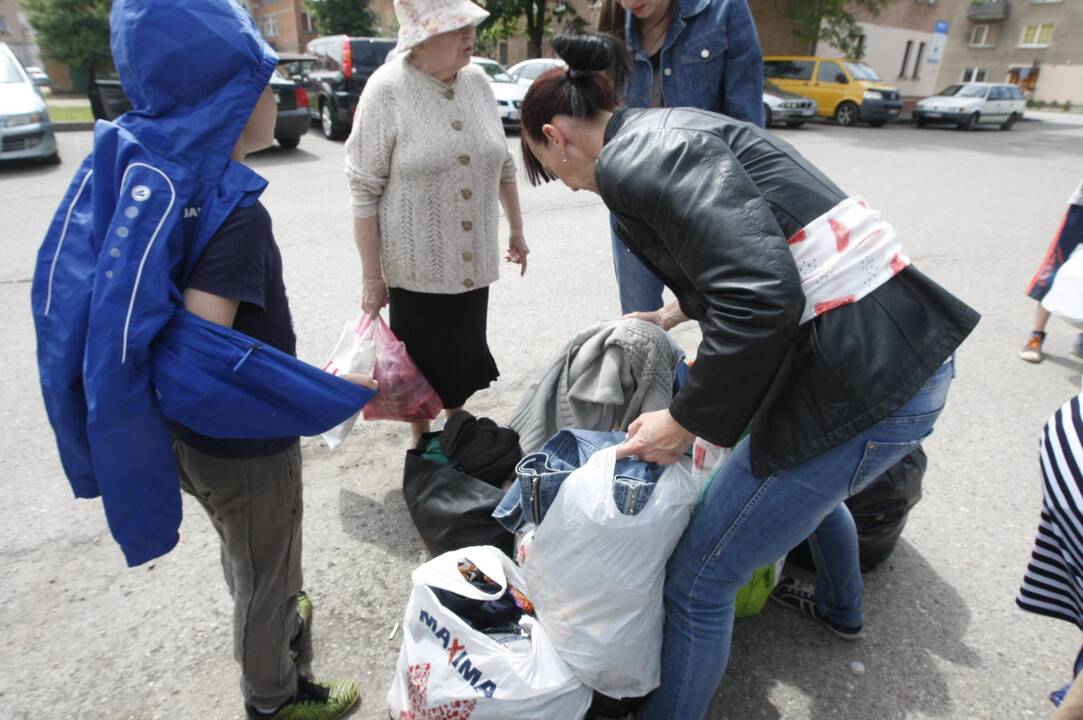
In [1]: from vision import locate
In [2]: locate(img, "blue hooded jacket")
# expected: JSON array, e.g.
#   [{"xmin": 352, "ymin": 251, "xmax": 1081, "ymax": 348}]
[{"xmin": 31, "ymin": 0, "xmax": 371, "ymax": 567}]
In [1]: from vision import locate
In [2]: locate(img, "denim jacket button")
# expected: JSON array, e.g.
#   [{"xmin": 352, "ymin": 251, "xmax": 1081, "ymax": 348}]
[
  {"xmin": 701, "ymin": 48, "xmax": 710, "ymax": 59},
  {"xmin": 663, "ymin": 67, "xmax": 672, "ymax": 77}
]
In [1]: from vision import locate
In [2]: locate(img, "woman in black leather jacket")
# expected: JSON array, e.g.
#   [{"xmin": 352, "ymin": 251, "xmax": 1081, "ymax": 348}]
[{"xmin": 519, "ymin": 32, "xmax": 979, "ymax": 720}]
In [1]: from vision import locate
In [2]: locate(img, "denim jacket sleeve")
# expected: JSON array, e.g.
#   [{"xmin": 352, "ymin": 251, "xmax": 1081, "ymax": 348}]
[{"xmin": 720, "ymin": 0, "xmax": 764, "ymax": 126}]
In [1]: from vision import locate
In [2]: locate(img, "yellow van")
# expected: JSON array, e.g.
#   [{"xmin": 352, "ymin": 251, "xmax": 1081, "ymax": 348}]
[{"xmin": 763, "ymin": 56, "xmax": 902, "ymax": 127}]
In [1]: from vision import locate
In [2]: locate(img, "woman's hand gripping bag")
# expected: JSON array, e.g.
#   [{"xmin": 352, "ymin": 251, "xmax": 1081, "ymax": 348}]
[
  {"xmin": 388, "ymin": 546, "xmax": 593, "ymax": 719},
  {"xmin": 358, "ymin": 314, "xmax": 444, "ymax": 423},
  {"xmin": 524, "ymin": 447, "xmax": 699, "ymax": 698}
]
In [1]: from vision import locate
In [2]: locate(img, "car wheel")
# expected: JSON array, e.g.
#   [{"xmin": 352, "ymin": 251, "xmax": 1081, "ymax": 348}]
[
  {"xmin": 785, "ymin": 120, "xmax": 805, "ymax": 128},
  {"xmin": 1000, "ymin": 112, "xmax": 1019, "ymax": 131},
  {"xmin": 916, "ymin": 116, "xmax": 928, "ymax": 128},
  {"xmin": 41, "ymin": 152, "xmax": 61, "ymax": 165},
  {"xmin": 277, "ymin": 136, "xmax": 301, "ymax": 150},
  {"xmin": 763, "ymin": 104, "xmax": 773, "ymax": 128},
  {"xmin": 834, "ymin": 101, "xmax": 859, "ymax": 126},
  {"xmin": 958, "ymin": 112, "xmax": 979, "ymax": 131},
  {"xmin": 320, "ymin": 101, "xmax": 346, "ymax": 141}
]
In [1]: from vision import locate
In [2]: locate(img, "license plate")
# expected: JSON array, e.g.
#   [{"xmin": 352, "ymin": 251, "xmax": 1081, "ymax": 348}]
[
  {"xmin": 926, "ymin": 112, "xmax": 942, "ymax": 118},
  {"xmin": 509, "ymin": 110, "xmax": 521, "ymax": 120},
  {"xmin": 801, "ymin": 110, "xmax": 815, "ymax": 116},
  {"xmin": 888, "ymin": 108, "xmax": 899, "ymax": 114}
]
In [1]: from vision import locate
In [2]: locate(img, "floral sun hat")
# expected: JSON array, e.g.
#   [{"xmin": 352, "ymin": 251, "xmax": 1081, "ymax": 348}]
[{"xmin": 394, "ymin": 0, "xmax": 490, "ymax": 52}]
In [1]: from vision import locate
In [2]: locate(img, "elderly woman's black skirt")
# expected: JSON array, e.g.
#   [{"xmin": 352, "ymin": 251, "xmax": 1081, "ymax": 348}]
[{"xmin": 388, "ymin": 286, "xmax": 499, "ymax": 410}]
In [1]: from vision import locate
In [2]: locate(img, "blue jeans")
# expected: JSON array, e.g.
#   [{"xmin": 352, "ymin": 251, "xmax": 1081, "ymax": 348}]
[
  {"xmin": 612, "ymin": 214, "xmax": 665, "ymax": 314},
  {"xmin": 493, "ymin": 429, "xmax": 665, "ymax": 532},
  {"xmin": 641, "ymin": 358, "xmax": 956, "ymax": 720}
]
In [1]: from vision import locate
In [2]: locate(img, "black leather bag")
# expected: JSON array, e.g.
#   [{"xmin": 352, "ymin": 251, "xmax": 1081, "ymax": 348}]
[{"xmin": 402, "ymin": 448, "xmax": 514, "ymax": 558}]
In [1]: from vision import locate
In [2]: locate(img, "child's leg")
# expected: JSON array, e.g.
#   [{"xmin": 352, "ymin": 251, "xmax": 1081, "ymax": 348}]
[{"xmin": 173, "ymin": 440, "xmax": 304, "ymax": 712}]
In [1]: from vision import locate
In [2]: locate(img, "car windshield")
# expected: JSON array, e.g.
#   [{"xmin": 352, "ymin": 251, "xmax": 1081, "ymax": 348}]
[
  {"xmin": 476, "ymin": 61, "xmax": 514, "ymax": 83},
  {"xmin": 844, "ymin": 62, "xmax": 880, "ymax": 82},
  {"xmin": 1, "ymin": 55, "xmax": 24, "ymax": 83},
  {"xmin": 938, "ymin": 84, "xmax": 986, "ymax": 98}
]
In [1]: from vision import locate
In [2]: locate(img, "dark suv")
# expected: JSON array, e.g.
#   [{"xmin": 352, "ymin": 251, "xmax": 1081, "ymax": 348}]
[{"xmin": 303, "ymin": 36, "xmax": 396, "ymax": 140}]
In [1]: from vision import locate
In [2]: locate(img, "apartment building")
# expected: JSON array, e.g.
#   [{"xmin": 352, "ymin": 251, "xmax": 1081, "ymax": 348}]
[
  {"xmin": 249, "ymin": 0, "xmax": 320, "ymax": 52},
  {"xmin": 939, "ymin": 0, "xmax": 1083, "ymax": 105},
  {"xmin": 0, "ymin": 0, "xmax": 42, "ymax": 68}
]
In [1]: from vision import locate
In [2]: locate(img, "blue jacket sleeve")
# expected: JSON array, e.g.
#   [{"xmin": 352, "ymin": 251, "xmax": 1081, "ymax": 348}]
[{"xmin": 722, "ymin": 0, "xmax": 765, "ymax": 127}]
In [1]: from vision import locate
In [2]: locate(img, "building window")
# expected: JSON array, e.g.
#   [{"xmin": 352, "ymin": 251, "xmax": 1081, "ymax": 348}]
[
  {"xmin": 962, "ymin": 66, "xmax": 987, "ymax": 82},
  {"xmin": 969, "ymin": 24, "xmax": 991, "ymax": 47},
  {"xmin": 0, "ymin": 16, "xmax": 9, "ymax": 35},
  {"xmin": 301, "ymin": 11, "xmax": 315, "ymax": 33},
  {"xmin": 1019, "ymin": 23, "xmax": 1054, "ymax": 48},
  {"xmin": 912, "ymin": 42, "xmax": 926, "ymax": 79},
  {"xmin": 899, "ymin": 40, "xmax": 913, "ymax": 78},
  {"xmin": 259, "ymin": 14, "xmax": 279, "ymax": 38}
]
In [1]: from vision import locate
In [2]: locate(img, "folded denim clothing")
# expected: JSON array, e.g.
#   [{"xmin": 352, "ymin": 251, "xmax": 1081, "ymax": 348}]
[{"xmin": 493, "ymin": 428, "xmax": 665, "ymax": 532}]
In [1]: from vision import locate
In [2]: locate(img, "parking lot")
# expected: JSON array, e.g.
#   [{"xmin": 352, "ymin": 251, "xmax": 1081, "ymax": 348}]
[{"xmin": 3, "ymin": 111, "xmax": 1083, "ymax": 719}]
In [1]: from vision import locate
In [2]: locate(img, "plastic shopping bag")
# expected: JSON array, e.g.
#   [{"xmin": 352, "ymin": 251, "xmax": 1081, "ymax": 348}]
[
  {"xmin": 357, "ymin": 314, "xmax": 443, "ymax": 423},
  {"xmin": 320, "ymin": 315, "xmax": 378, "ymax": 449},
  {"xmin": 1042, "ymin": 248, "xmax": 1083, "ymax": 328},
  {"xmin": 387, "ymin": 546, "xmax": 593, "ymax": 719},
  {"xmin": 525, "ymin": 447, "xmax": 699, "ymax": 698}
]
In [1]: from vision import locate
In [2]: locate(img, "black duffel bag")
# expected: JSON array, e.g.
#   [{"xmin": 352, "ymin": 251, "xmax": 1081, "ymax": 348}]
[
  {"xmin": 402, "ymin": 448, "xmax": 514, "ymax": 558},
  {"xmin": 789, "ymin": 445, "xmax": 927, "ymax": 573}
]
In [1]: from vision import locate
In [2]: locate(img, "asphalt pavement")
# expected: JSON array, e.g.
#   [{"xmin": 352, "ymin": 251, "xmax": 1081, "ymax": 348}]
[{"xmin": 2, "ymin": 114, "xmax": 1083, "ymax": 719}]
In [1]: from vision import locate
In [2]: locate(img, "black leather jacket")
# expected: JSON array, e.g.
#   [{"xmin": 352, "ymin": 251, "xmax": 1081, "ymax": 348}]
[{"xmin": 598, "ymin": 107, "xmax": 979, "ymax": 476}]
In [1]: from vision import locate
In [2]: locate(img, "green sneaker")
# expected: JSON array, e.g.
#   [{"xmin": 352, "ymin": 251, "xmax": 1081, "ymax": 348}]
[
  {"xmin": 246, "ymin": 676, "xmax": 360, "ymax": 720},
  {"xmin": 295, "ymin": 591, "xmax": 312, "ymax": 632}
]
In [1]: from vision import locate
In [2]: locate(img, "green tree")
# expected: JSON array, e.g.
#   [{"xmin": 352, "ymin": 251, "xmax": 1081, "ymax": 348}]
[
  {"xmin": 304, "ymin": 0, "xmax": 377, "ymax": 37},
  {"xmin": 478, "ymin": 0, "xmax": 578, "ymax": 59},
  {"xmin": 22, "ymin": 0, "xmax": 112, "ymax": 68},
  {"xmin": 783, "ymin": 0, "xmax": 891, "ymax": 59}
]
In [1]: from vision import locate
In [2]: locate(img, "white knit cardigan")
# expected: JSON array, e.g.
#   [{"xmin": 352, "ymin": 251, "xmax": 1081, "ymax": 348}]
[{"xmin": 345, "ymin": 53, "xmax": 517, "ymax": 295}]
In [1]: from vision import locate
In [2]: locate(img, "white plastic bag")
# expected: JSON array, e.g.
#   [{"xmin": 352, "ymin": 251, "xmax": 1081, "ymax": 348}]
[
  {"xmin": 319, "ymin": 315, "xmax": 376, "ymax": 449},
  {"xmin": 1042, "ymin": 248, "xmax": 1083, "ymax": 328},
  {"xmin": 525, "ymin": 447, "xmax": 699, "ymax": 698},
  {"xmin": 388, "ymin": 546, "xmax": 592, "ymax": 720}
]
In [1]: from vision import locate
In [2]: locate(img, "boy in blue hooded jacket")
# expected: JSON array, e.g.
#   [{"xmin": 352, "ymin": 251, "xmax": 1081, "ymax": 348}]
[{"xmin": 31, "ymin": 1, "xmax": 372, "ymax": 718}]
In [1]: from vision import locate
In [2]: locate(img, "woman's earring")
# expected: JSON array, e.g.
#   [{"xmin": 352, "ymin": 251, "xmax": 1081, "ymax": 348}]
[{"xmin": 562, "ymin": 157, "xmax": 568, "ymax": 164}]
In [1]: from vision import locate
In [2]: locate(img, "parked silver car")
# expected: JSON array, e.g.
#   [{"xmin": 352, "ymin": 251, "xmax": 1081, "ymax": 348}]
[
  {"xmin": 763, "ymin": 81, "xmax": 817, "ymax": 129},
  {"xmin": 507, "ymin": 58, "xmax": 565, "ymax": 89},
  {"xmin": 0, "ymin": 43, "xmax": 58, "ymax": 164}
]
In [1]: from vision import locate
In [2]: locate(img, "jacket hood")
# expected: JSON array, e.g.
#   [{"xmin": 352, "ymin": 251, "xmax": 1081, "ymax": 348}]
[{"xmin": 110, "ymin": 0, "xmax": 278, "ymax": 167}]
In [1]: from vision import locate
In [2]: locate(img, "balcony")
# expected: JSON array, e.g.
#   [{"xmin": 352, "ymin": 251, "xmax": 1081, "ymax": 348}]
[{"xmin": 968, "ymin": 0, "xmax": 1011, "ymax": 22}]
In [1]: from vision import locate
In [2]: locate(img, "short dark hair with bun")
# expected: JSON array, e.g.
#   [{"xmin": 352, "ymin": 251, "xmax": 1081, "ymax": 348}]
[{"xmin": 520, "ymin": 31, "xmax": 629, "ymax": 186}]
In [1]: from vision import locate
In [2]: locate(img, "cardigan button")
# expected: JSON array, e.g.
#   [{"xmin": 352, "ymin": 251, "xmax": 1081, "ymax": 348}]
[
  {"xmin": 462, "ymin": 251, "xmax": 474, "ymax": 262},
  {"xmin": 451, "ymin": 120, "xmax": 463, "ymax": 131},
  {"xmin": 463, "ymin": 278, "xmax": 475, "ymax": 288},
  {"xmin": 462, "ymin": 221, "xmax": 473, "ymax": 231},
  {"xmin": 445, "ymin": 89, "xmax": 455, "ymax": 100},
  {"xmin": 459, "ymin": 154, "xmax": 471, "ymax": 166},
  {"xmin": 461, "ymin": 188, "xmax": 473, "ymax": 200}
]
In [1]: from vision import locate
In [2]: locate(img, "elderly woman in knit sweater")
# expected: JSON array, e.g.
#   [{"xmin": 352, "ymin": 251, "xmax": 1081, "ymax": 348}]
[{"xmin": 346, "ymin": 0, "xmax": 528, "ymax": 444}]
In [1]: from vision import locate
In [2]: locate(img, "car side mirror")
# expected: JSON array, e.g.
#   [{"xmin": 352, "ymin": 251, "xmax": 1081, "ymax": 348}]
[{"xmin": 835, "ymin": 73, "xmax": 849, "ymax": 84}]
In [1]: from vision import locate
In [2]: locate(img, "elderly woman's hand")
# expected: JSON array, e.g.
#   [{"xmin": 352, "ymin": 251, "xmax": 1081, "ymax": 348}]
[
  {"xmin": 362, "ymin": 275, "xmax": 389, "ymax": 317},
  {"xmin": 616, "ymin": 409, "xmax": 695, "ymax": 465},
  {"xmin": 506, "ymin": 231, "xmax": 529, "ymax": 276}
]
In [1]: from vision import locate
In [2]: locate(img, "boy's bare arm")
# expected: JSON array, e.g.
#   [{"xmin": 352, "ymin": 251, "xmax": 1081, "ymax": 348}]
[{"xmin": 183, "ymin": 288, "xmax": 239, "ymax": 328}]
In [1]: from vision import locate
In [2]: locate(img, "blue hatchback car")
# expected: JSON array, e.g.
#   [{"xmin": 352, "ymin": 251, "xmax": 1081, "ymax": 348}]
[{"xmin": 0, "ymin": 42, "xmax": 59, "ymax": 164}]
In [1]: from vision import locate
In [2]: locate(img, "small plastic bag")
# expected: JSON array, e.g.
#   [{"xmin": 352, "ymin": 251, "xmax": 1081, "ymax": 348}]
[
  {"xmin": 358, "ymin": 314, "xmax": 444, "ymax": 423},
  {"xmin": 320, "ymin": 315, "xmax": 377, "ymax": 450}
]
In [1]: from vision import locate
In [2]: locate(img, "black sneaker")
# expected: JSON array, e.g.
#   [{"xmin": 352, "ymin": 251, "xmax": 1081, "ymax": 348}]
[
  {"xmin": 245, "ymin": 676, "xmax": 360, "ymax": 720},
  {"xmin": 770, "ymin": 576, "xmax": 864, "ymax": 641}
]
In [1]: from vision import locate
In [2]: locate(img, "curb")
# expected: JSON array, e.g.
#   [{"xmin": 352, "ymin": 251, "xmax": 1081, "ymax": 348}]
[{"xmin": 53, "ymin": 122, "xmax": 95, "ymax": 133}]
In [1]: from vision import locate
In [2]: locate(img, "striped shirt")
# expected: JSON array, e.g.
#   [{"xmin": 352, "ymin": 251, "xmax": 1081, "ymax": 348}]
[{"xmin": 1018, "ymin": 394, "xmax": 1083, "ymax": 628}]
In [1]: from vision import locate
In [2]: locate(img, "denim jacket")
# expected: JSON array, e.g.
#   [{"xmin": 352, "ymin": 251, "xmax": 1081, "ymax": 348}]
[{"xmin": 623, "ymin": 0, "xmax": 764, "ymax": 127}]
